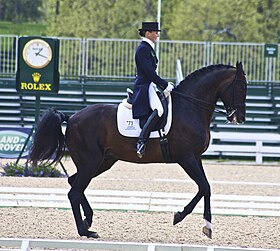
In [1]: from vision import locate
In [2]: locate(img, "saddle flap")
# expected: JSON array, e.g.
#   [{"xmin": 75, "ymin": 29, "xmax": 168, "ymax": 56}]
[{"xmin": 117, "ymin": 95, "xmax": 172, "ymax": 138}]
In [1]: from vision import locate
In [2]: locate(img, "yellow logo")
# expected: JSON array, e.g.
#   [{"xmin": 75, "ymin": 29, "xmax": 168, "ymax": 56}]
[{"xmin": 32, "ymin": 72, "xmax": 41, "ymax": 83}]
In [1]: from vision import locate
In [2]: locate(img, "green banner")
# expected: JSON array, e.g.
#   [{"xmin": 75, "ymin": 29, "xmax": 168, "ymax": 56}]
[{"xmin": 264, "ymin": 44, "xmax": 278, "ymax": 58}]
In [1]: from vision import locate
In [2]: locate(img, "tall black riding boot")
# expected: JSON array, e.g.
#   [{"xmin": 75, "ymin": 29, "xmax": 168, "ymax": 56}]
[{"xmin": 136, "ymin": 109, "xmax": 160, "ymax": 158}]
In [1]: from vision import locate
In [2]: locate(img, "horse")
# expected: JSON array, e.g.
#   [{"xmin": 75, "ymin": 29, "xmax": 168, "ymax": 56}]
[{"xmin": 29, "ymin": 62, "xmax": 247, "ymax": 239}]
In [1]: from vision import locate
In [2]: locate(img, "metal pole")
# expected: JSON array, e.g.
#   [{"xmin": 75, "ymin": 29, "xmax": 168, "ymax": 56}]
[
  {"xmin": 156, "ymin": 0, "xmax": 161, "ymax": 60},
  {"xmin": 35, "ymin": 93, "xmax": 41, "ymax": 130}
]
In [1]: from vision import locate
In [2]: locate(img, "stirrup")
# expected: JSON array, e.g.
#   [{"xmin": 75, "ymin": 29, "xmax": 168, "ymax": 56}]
[{"xmin": 136, "ymin": 141, "xmax": 146, "ymax": 158}]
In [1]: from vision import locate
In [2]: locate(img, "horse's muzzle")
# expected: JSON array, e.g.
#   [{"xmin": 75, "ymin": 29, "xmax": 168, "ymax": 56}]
[{"xmin": 227, "ymin": 109, "xmax": 245, "ymax": 124}]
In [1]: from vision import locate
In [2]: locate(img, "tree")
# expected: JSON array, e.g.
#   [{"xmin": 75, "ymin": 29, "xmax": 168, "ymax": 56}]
[
  {"xmin": 257, "ymin": 0, "xmax": 280, "ymax": 43},
  {"xmin": 162, "ymin": 0, "xmax": 265, "ymax": 42},
  {"xmin": 46, "ymin": 0, "xmax": 159, "ymax": 38},
  {"xmin": 0, "ymin": 0, "xmax": 44, "ymax": 22},
  {"xmin": 41, "ymin": 0, "xmax": 280, "ymax": 42}
]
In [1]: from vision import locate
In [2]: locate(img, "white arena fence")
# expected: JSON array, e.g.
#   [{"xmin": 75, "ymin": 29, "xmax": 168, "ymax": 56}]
[
  {"xmin": 205, "ymin": 132, "xmax": 280, "ymax": 164},
  {"xmin": 0, "ymin": 35, "xmax": 279, "ymax": 82},
  {"xmin": 0, "ymin": 238, "xmax": 279, "ymax": 251},
  {"xmin": 0, "ymin": 187, "xmax": 280, "ymax": 218}
]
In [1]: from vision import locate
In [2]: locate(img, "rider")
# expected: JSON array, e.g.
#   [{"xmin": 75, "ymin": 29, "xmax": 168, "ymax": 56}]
[{"xmin": 132, "ymin": 21, "xmax": 175, "ymax": 158}]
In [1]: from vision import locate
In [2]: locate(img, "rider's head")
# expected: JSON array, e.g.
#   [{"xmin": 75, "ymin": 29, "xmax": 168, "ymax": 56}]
[{"xmin": 139, "ymin": 22, "xmax": 160, "ymax": 43}]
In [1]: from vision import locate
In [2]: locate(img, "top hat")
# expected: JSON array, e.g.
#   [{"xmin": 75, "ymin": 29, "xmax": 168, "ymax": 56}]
[{"xmin": 139, "ymin": 22, "xmax": 161, "ymax": 32}]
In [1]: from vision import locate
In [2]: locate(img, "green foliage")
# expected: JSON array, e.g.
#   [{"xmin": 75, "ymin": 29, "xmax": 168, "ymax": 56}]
[
  {"xmin": 46, "ymin": 0, "xmax": 158, "ymax": 38},
  {"xmin": 0, "ymin": 21, "xmax": 47, "ymax": 36},
  {"xmin": 0, "ymin": 0, "xmax": 45, "ymax": 22},
  {"xmin": 1, "ymin": 0, "xmax": 279, "ymax": 42},
  {"xmin": 1, "ymin": 162, "xmax": 63, "ymax": 177},
  {"xmin": 257, "ymin": 0, "xmax": 280, "ymax": 43},
  {"xmin": 44, "ymin": 0, "xmax": 280, "ymax": 42},
  {"xmin": 162, "ymin": 0, "xmax": 279, "ymax": 43}
]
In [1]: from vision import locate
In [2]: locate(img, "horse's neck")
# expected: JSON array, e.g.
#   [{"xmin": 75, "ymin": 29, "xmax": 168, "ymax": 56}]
[
  {"xmin": 175, "ymin": 72, "xmax": 229, "ymax": 126},
  {"xmin": 179, "ymin": 78, "xmax": 220, "ymax": 105}
]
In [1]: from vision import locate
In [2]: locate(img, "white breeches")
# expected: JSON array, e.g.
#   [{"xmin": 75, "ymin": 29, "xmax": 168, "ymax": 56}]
[{"xmin": 149, "ymin": 83, "xmax": 164, "ymax": 117}]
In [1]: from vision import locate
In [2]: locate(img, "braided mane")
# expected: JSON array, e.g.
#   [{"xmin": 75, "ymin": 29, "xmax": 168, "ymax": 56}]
[{"xmin": 180, "ymin": 64, "xmax": 235, "ymax": 85}]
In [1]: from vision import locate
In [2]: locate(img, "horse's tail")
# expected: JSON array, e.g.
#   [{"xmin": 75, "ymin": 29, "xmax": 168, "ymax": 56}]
[{"xmin": 29, "ymin": 108, "xmax": 69, "ymax": 165}]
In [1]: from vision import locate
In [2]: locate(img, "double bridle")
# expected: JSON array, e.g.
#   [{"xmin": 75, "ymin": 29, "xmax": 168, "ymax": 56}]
[
  {"xmin": 172, "ymin": 71, "xmax": 246, "ymax": 116},
  {"xmin": 219, "ymin": 73, "xmax": 246, "ymax": 115}
]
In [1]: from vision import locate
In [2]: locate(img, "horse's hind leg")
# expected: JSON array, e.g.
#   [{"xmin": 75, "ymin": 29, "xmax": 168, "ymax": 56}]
[
  {"xmin": 68, "ymin": 168, "xmax": 98, "ymax": 238},
  {"xmin": 173, "ymin": 154, "xmax": 212, "ymax": 238},
  {"xmin": 68, "ymin": 158, "xmax": 117, "ymax": 234},
  {"xmin": 68, "ymin": 173, "xmax": 93, "ymax": 230},
  {"xmin": 68, "ymin": 157, "xmax": 117, "ymax": 238}
]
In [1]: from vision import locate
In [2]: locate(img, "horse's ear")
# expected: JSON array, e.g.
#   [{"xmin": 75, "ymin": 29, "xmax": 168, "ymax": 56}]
[
  {"xmin": 236, "ymin": 61, "xmax": 246, "ymax": 77},
  {"xmin": 236, "ymin": 61, "xmax": 241, "ymax": 68},
  {"xmin": 236, "ymin": 61, "xmax": 243, "ymax": 70}
]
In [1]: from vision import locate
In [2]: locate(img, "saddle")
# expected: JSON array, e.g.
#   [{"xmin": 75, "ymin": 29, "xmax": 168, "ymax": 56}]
[
  {"xmin": 117, "ymin": 89, "xmax": 172, "ymax": 138},
  {"xmin": 126, "ymin": 88, "xmax": 168, "ymax": 129}
]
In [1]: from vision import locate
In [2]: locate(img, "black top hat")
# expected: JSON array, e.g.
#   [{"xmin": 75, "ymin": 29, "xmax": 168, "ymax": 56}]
[{"xmin": 139, "ymin": 22, "xmax": 161, "ymax": 32}]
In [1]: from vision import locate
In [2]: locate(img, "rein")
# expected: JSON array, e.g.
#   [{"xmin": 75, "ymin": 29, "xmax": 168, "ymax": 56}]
[
  {"xmin": 172, "ymin": 70, "xmax": 245, "ymax": 116},
  {"xmin": 172, "ymin": 91, "xmax": 227, "ymax": 115}
]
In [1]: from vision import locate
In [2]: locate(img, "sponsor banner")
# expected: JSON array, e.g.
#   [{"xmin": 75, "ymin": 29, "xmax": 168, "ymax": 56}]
[
  {"xmin": 264, "ymin": 44, "xmax": 278, "ymax": 58},
  {"xmin": 0, "ymin": 128, "xmax": 32, "ymax": 158}
]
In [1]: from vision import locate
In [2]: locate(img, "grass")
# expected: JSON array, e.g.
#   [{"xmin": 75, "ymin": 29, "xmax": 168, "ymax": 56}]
[{"xmin": 0, "ymin": 21, "xmax": 47, "ymax": 36}]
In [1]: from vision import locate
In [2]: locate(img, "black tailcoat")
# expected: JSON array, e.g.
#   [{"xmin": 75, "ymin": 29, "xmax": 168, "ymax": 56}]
[{"xmin": 132, "ymin": 41, "xmax": 168, "ymax": 119}]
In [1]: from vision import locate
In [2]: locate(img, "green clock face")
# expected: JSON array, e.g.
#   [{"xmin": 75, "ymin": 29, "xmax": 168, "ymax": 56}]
[{"xmin": 22, "ymin": 39, "xmax": 52, "ymax": 69}]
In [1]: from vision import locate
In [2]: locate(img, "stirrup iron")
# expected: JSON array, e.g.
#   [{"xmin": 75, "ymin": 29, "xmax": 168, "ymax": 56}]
[{"xmin": 136, "ymin": 141, "xmax": 146, "ymax": 158}]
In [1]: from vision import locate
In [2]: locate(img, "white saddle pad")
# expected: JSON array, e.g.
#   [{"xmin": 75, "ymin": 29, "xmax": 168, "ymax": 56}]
[{"xmin": 117, "ymin": 95, "xmax": 172, "ymax": 138}]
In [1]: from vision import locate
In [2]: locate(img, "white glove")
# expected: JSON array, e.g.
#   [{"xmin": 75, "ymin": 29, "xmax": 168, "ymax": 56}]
[{"xmin": 165, "ymin": 82, "xmax": 175, "ymax": 92}]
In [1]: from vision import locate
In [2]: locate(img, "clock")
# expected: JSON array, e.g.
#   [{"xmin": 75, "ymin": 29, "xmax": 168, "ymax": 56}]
[{"xmin": 22, "ymin": 39, "xmax": 52, "ymax": 68}]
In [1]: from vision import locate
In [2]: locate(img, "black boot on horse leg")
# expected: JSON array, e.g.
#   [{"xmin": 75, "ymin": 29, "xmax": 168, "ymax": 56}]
[{"xmin": 136, "ymin": 109, "xmax": 160, "ymax": 158}]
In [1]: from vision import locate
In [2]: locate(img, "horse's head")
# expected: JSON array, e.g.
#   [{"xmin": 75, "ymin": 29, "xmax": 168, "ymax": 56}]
[{"xmin": 219, "ymin": 62, "xmax": 247, "ymax": 124}]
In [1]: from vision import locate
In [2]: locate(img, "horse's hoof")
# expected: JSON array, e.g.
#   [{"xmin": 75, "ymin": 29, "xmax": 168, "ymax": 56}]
[
  {"xmin": 87, "ymin": 231, "xmax": 99, "ymax": 238},
  {"xmin": 202, "ymin": 226, "xmax": 212, "ymax": 239},
  {"xmin": 173, "ymin": 212, "xmax": 182, "ymax": 225}
]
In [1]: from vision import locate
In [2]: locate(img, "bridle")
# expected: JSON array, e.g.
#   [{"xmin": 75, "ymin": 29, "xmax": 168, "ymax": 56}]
[
  {"xmin": 219, "ymin": 73, "xmax": 246, "ymax": 116},
  {"xmin": 171, "ymin": 91, "xmax": 216, "ymax": 111},
  {"xmin": 172, "ymin": 71, "xmax": 246, "ymax": 117}
]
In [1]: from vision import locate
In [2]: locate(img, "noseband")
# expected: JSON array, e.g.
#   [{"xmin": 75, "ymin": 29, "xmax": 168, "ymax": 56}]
[{"xmin": 219, "ymin": 72, "xmax": 246, "ymax": 115}]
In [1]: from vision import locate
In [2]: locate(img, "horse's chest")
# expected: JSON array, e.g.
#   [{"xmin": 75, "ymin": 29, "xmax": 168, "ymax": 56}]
[{"xmin": 187, "ymin": 130, "xmax": 210, "ymax": 153}]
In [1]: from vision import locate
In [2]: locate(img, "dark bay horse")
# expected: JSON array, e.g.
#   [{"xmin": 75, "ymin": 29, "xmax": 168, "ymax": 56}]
[{"xmin": 29, "ymin": 62, "xmax": 247, "ymax": 239}]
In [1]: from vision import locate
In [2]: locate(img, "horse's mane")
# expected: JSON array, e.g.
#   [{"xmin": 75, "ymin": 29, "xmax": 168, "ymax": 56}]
[{"xmin": 179, "ymin": 64, "xmax": 235, "ymax": 85}]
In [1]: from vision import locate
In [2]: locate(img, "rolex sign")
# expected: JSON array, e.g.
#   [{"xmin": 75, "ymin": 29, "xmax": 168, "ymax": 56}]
[{"xmin": 16, "ymin": 36, "xmax": 60, "ymax": 93}]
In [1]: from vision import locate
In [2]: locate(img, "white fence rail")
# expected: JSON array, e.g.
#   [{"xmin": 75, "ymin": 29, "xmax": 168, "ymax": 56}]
[
  {"xmin": 205, "ymin": 132, "xmax": 280, "ymax": 164},
  {"xmin": 0, "ymin": 187, "xmax": 280, "ymax": 217},
  {"xmin": 0, "ymin": 238, "xmax": 279, "ymax": 251},
  {"xmin": 1, "ymin": 35, "xmax": 279, "ymax": 81},
  {"xmin": 0, "ymin": 238, "xmax": 280, "ymax": 251}
]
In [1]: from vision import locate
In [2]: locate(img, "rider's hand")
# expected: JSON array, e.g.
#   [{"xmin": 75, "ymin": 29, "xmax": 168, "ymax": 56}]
[{"xmin": 165, "ymin": 82, "xmax": 175, "ymax": 92}]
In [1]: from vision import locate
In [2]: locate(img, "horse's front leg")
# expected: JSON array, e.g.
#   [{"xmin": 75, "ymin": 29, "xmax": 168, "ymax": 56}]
[
  {"xmin": 173, "ymin": 155, "xmax": 212, "ymax": 238},
  {"xmin": 198, "ymin": 158, "xmax": 212, "ymax": 238}
]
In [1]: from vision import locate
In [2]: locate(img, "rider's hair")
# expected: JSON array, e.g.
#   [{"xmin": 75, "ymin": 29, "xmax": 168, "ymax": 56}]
[{"xmin": 139, "ymin": 30, "xmax": 150, "ymax": 37}]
